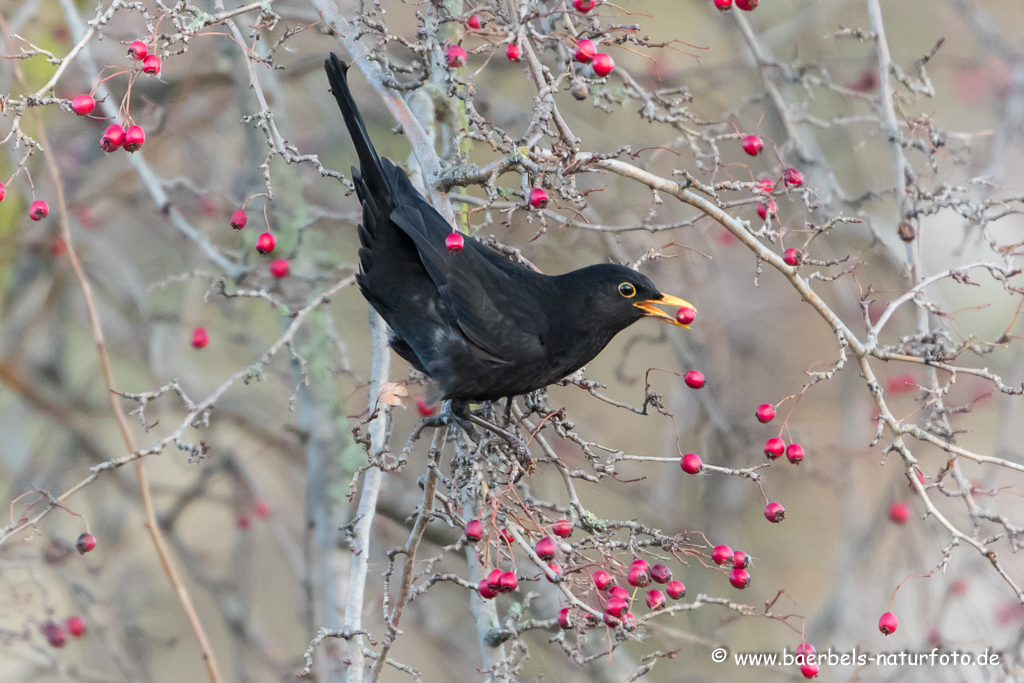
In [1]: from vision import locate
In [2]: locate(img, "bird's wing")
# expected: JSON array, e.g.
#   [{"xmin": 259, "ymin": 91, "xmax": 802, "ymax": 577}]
[{"xmin": 389, "ymin": 199, "xmax": 547, "ymax": 364}]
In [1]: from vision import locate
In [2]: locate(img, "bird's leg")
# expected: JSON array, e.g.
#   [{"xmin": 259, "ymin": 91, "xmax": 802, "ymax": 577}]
[
  {"xmin": 440, "ymin": 399, "xmax": 478, "ymax": 438},
  {"xmin": 502, "ymin": 397, "xmax": 515, "ymax": 426}
]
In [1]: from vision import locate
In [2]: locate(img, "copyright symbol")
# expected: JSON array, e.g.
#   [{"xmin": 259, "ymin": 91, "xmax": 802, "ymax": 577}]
[{"xmin": 711, "ymin": 647, "xmax": 728, "ymax": 663}]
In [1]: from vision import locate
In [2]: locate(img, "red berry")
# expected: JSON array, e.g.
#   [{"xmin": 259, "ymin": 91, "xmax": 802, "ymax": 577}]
[
  {"xmin": 254, "ymin": 499, "xmax": 271, "ymax": 518},
  {"xmin": 795, "ymin": 642, "xmax": 816, "ymax": 661},
  {"xmin": 651, "ymin": 564, "xmax": 672, "ymax": 583},
  {"xmin": 887, "ymin": 374, "xmax": 916, "ymax": 394},
  {"xmin": 500, "ymin": 528, "xmax": 514, "ymax": 545},
  {"xmin": 66, "ymin": 616, "xmax": 85, "ymax": 637},
  {"xmin": 608, "ymin": 585, "xmax": 629, "ymax": 600},
  {"xmin": 546, "ymin": 563, "xmax": 562, "ymax": 582},
  {"xmin": 602, "ymin": 611, "xmax": 621, "ymax": 628},
  {"xmin": 742, "ymin": 135, "xmax": 763, "ymax": 156},
  {"xmin": 786, "ymin": 443, "xmax": 805, "ymax": 464},
  {"xmin": 478, "ymin": 579, "xmax": 498, "ymax": 599},
  {"xmin": 499, "ymin": 571, "xmax": 518, "ymax": 593},
  {"xmin": 29, "ymin": 200, "xmax": 49, "ymax": 221},
  {"xmin": 506, "ymin": 44, "xmax": 520, "ymax": 62},
  {"xmin": 445, "ymin": 45, "xmax": 467, "ymax": 68},
  {"xmin": 684, "ymin": 370, "xmax": 706, "ymax": 389},
  {"xmin": 50, "ymin": 237, "xmax": 66, "ymax": 257},
  {"xmin": 445, "ymin": 232, "xmax": 464, "ymax": 253},
  {"xmin": 573, "ymin": 0, "xmax": 595, "ymax": 12},
  {"xmin": 128, "ymin": 41, "xmax": 148, "ymax": 60},
  {"xmin": 783, "ymin": 167, "xmax": 804, "ymax": 187},
  {"xmin": 735, "ymin": 0, "xmax": 758, "ymax": 10},
  {"xmin": 72, "ymin": 94, "xmax": 95, "ymax": 116},
  {"xmin": 191, "ymin": 327, "xmax": 209, "ymax": 349},
  {"xmin": 486, "ymin": 569, "xmax": 504, "ymax": 589},
  {"xmin": 732, "ymin": 550, "xmax": 749, "ymax": 569},
  {"xmin": 465, "ymin": 519, "xmax": 484, "ymax": 542},
  {"xmin": 269, "ymin": 259, "xmax": 290, "ymax": 278},
  {"xmin": 680, "ymin": 452, "xmax": 703, "ymax": 475},
  {"xmin": 230, "ymin": 209, "xmax": 247, "ymax": 230},
  {"xmin": 466, "ymin": 14, "xmax": 481, "ymax": 29},
  {"xmin": 100, "ymin": 124, "xmax": 125, "ymax": 152},
  {"xmin": 142, "ymin": 54, "xmax": 162, "ymax": 76},
  {"xmin": 535, "ymin": 536, "xmax": 556, "ymax": 560},
  {"xmin": 628, "ymin": 564, "xmax": 650, "ymax": 588},
  {"xmin": 712, "ymin": 544, "xmax": 733, "ymax": 566},
  {"xmin": 645, "ymin": 589, "xmax": 666, "ymax": 610},
  {"xmin": 557, "ymin": 607, "xmax": 572, "ymax": 629},
  {"xmin": 783, "ymin": 248, "xmax": 802, "ymax": 266},
  {"xmin": 416, "ymin": 397, "xmax": 436, "ymax": 417},
  {"xmin": 756, "ymin": 200, "xmax": 777, "ymax": 220},
  {"xmin": 764, "ymin": 501, "xmax": 786, "ymax": 523},
  {"xmin": 529, "ymin": 187, "xmax": 549, "ymax": 209},
  {"xmin": 757, "ymin": 177, "xmax": 775, "ymax": 193},
  {"xmin": 237, "ymin": 515, "xmax": 251, "ymax": 529},
  {"xmin": 666, "ymin": 580, "xmax": 686, "ymax": 599},
  {"xmin": 256, "ymin": 232, "xmax": 276, "ymax": 254},
  {"xmin": 622, "ymin": 613, "xmax": 637, "ymax": 630},
  {"xmin": 593, "ymin": 570, "xmax": 612, "ymax": 590},
  {"xmin": 756, "ymin": 403, "xmax": 775, "ymax": 423},
  {"xmin": 800, "ymin": 663, "xmax": 820, "ymax": 679},
  {"xmin": 889, "ymin": 503, "xmax": 909, "ymax": 524},
  {"xmin": 41, "ymin": 620, "xmax": 66, "ymax": 648},
  {"xmin": 122, "ymin": 125, "xmax": 145, "ymax": 153},
  {"xmin": 764, "ymin": 437, "xmax": 785, "ymax": 459},
  {"xmin": 574, "ymin": 39, "xmax": 596, "ymax": 64},
  {"xmin": 0, "ymin": 182, "xmax": 5, "ymax": 202},
  {"xmin": 715, "ymin": 0, "xmax": 733, "ymax": 10},
  {"xmin": 676, "ymin": 307, "xmax": 695, "ymax": 325},
  {"xmin": 604, "ymin": 596, "xmax": 627, "ymax": 617},
  {"xmin": 75, "ymin": 532, "xmax": 96, "ymax": 554},
  {"xmin": 729, "ymin": 567, "xmax": 751, "ymax": 589},
  {"xmin": 552, "ymin": 520, "xmax": 573, "ymax": 538},
  {"xmin": 592, "ymin": 53, "xmax": 615, "ymax": 77},
  {"xmin": 878, "ymin": 611, "xmax": 898, "ymax": 635}
]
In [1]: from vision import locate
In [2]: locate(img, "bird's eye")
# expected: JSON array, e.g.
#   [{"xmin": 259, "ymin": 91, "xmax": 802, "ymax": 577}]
[{"xmin": 618, "ymin": 282, "xmax": 636, "ymax": 298}]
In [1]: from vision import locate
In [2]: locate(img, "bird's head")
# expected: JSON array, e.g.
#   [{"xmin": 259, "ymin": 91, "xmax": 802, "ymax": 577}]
[{"xmin": 566, "ymin": 264, "xmax": 694, "ymax": 331}]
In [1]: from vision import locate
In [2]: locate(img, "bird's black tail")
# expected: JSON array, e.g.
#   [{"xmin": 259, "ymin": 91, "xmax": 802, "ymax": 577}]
[{"xmin": 324, "ymin": 53, "xmax": 391, "ymax": 199}]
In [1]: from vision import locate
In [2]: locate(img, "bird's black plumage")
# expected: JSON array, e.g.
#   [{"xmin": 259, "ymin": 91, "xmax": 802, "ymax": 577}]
[{"xmin": 324, "ymin": 54, "xmax": 692, "ymax": 402}]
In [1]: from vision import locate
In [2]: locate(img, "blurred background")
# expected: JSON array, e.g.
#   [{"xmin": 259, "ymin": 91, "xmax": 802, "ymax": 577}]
[{"xmin": 1, "ymin": 0, "xmax": 1024, "ymax": 680}]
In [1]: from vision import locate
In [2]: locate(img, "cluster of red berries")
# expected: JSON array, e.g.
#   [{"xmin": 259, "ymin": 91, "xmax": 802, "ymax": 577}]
[
  {"xmin": 763, "ymin": 437, "xmax": 805, "ymax": 465},
  {"xmin": 0, "ymin": 181, "xmax": 52, "ymax": 223},
  {"xmin": 712, "ymin": 544, "xmax": 752, "ymax": 588},
  {"xmin": 587, "ymin": 559, "xmax": 685, "ymax": 630},
  {"xmin": 225, "ymin": 208, "xmax": 289, "ymax": 278},
  {"xmin": 713, "ymin": 0, "xmax": 759, "ymax": 10},
  {"xmin": 40, "ymin": 615, "xmax": 87, "ymax": 648}
]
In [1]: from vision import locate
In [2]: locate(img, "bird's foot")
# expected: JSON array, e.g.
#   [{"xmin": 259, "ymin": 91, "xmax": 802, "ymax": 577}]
[{"xmin": 440, "ymin": 400, "xmax": 478, "ymax": 438}]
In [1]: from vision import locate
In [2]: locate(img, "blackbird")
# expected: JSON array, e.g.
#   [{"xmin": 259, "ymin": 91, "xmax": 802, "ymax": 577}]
[{"xmin": 325, "ymin": 54, "xmax": 693, "ymax": 405}]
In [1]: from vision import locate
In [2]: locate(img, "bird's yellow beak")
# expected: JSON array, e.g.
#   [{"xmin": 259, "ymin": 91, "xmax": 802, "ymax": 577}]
[{"xmin": 634, "ymin": 294, "xmax": 695, "ymax": 328}]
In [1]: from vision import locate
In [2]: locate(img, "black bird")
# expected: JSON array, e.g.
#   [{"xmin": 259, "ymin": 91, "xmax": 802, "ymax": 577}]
[{"xmin": 324, "ymin": 54, "xmax": 693, "ymax": 405}]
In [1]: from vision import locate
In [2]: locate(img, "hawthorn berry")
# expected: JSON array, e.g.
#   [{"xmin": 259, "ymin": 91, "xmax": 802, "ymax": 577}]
[
  {"xmin": 795, "ymin": 643, "xmax": 816, "ymax": 661},
  {"xmin": 66, "ymin": 616, "xmax": 85, "ymax": 638},
  {"xmin": 711, "ymin": 544, "xmax": 733, "ymax": 566},
  {"xmin": 783, "ymin": 167, "xmax": 805, "ymax": 187},
  {"xmin": 191, "ymin": 327, "xmax": 209, "ymax": 349},
  {"xmin": 546, "ymin": 563, "xmax": 563, "ymax": 582},
  {"xmin": 732, "ymin": 550, "xmax": 749, "ymax": 569},
  {"xmin": 142, "ymin": 54, "xmax": 162, "ymax": 76},
  {"xmin": 486, "ymin": 569, "xmax": 504, "ymax": 590},
  {"xmin": 764, "ymin": 501, "xmax": 786, "ymax": 523},
  {"xmin": 756, "ymin": 200, "xmax": 776, "ymax": 220},
  {"xmin": 800, "ymin": 663, "xmax": 820, "ymax": 679},
  {"xmin": 593, "ymin": 569, "xmax": 612, "ymax": 590},
  {"xmin": 889, "ymin": 502, "xmax": 909, "ymax": 524},
  {"xmin": 666, "ymin": 580, "xmax": 686, "ymax": 599},
  {"xmin": 786, "ymin": 443, "xmax": 805, "ymax": 464},
  {"xmin": 574, "ymin": 39, "xmax": 596, "ymax": 64},
  {"xmin": 676, "ymin": 307, "xmax": 695, "ymax": 325},
  {"xmin": 478, "ymin": 579, "xmax": 498, "ymax": 599},
  {"xmin": 783, "ymin": 248, "xmax": 802, "ymax": 266},
  {"xmin": 416, "ymin": 397, "xmax": 436, "ymax": 416},
  {"xmin": 757, "ymin": 177, "xmax": 775, "ymax": 193},
  {"xmin": 645, "ymin": 589, "xmax": 666, "ymax": 610},
  {"xmin": 237, "ymin": 515, "xmax": 252, "ymax": 530},
  {"xmin": 500, "ymin": 528, "xmax": 514, "ymax": 545},
  {"xmin": 465, "ymin": 519, "xmax": 484, "ymax": 542},
  {"xmin": 887, "ymin": 374, "xmax": 916, "ymax": 394},
  {"xmin": 729, "ymin": 567, "xmax": 751, "ymax": 589},
  {"xmin": 466, "ymin": 14, "xmax": 481, "ymax": 29},
  {"xmin": 50, "ymin": 237, "xmax": 66, "ymax": 257},
  {"xmin": 256, "ymin": 232, "xmax": 276, "ymax": 254},
  {"xmin": 499, "ymin": 571, "xmax": 518, "ymax": 593},
  {"xmin": 592, "ymin": 53, "xmax": 615, "ymax": 77},
  {"xmin": 604, "ymin": 596, "xmax": 627, "ymax": 617},
  {"xmin": 0, "ymin": 182, "xmax": 5, "ymax": 202},
  {"xmin": 735, "ymin": 0, "xmax": 758, "ymax": 10},
  {"xmin": 558, "ymin": 607, "xmax": 573, "ymax": 629},
  {"xmin": 230, "ymin": 209, "xmax": 247, "ymax": 230},
  {"xmin": 622, "ymin": 613, "xmax": 637, "ymax": 630},
  {"xmin": 715, "ymin": 0, "xmax": 733, "ymax": 9},
  {"xmin": 552, "ymin": 520, "xmax": 573, "ymax": 538},
  {"xmin": 123, "ymin": 125, "xmax": 145, "ymax": 153},
  {"xmin": 269, "ymin": 259, "xmax": 290, "ymax": 278},
  {"xmin": 445, "ymin": 45, "xmax": 467, "ymax": 69},
  {"xmin": 684, "ymin": 370, "xmax": 706, "ymax": 389},
  {"xmin": 29, "ymin": 200, "xmax": 49, "ymax": 221},
  {"xmin": 529, "ymin": 187, "xmax": 549, "ymax": 209},
  {"xmin": 41, "ymin": 621, "xmax": 66, "ymax": 648},
  {"xmin": 573, "ymin": 0, "xmax": 595, "ymax": 12},
  {"xmin": 76, "ymin": 532, "xmax": 96, "ymax": 554},
  {"xmin": 446, "ymin": 232, "xmax": 464, "ymax": 253},
  {"xmin": 651, "ymin": 564, "xmax": 672, "ymax": 583},
  {"xmin": 742, "ymin": 135, "xmax": 763, "ymax": 156},
  {"xmin": 603, "ymin": 611, "xmax": 621, "ymax": 628},
  {"xmin": 878, "ymin": 611, "xmax": 898, "ymax": 635},
  {"xmin": 254, "ymin": 499, "xmax": 271, "ymax": 518},
  {"xmin": 72, "ymin": 94, "xmax": 95, "ymax": 116},
  {"xmin": 897, "ymin": 221, "xmax": 915, "ymax": 243},
  {"xmin": 128, "ymin": 41, "xmax": 148, "ymax": 60},
  {"xmin": 101, "ymin": 124, "xmax": 125, "ymax": 152},
  {"xmin": 535, "ymin": 536, "xmax": 556, "ymax": 560},
  {"xmin": 680, "ymin": 453, "xmax": 703, "ymax": 475},
  {"xmin": 608, "ymin": 585, "xmax": 629, "ymax": 600},
  {"xmin": 764, "ymin": 437, "xmax": 785, "ymax": 459},
  {"xmin": 628, "ymin": 564, "xmax": 650, "ymax": 588},
  {"xmin": 506, "ymin": 44, "xmax": 521, "ymax": 62},
  {"xmin": 756, "ymin": 403, "xmax": 775, "ymax": 423}
]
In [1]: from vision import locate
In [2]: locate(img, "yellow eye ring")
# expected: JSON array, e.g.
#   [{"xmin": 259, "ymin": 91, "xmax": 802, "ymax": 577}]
[{"xmin": 618, "ymin": 282, "xmax": 636, "ymax": 298}]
